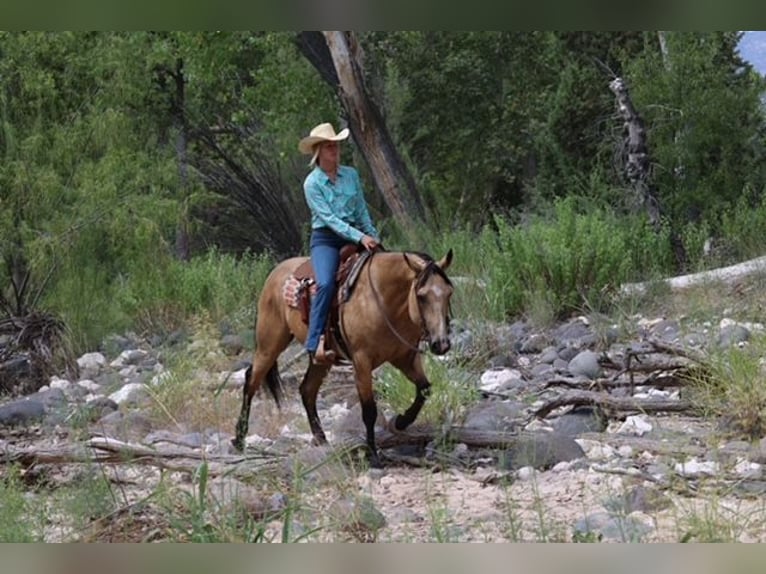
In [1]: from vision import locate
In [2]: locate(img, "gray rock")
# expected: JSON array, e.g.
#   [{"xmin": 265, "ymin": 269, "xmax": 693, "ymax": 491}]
[
  {"xmin": 557, "ymin": 345, "xmax": 580, "ymax": 362},
  {"xmin": 82, "ymin": 396, "xmax": 119, "ymax": 421},
  {"xmin": 552, "ymin": 358, "xmax": 569, "ymax": 372},
  {"xmin": 603, "ymin": 485, "xmax": 673, "ymax": 514},
  {"xmin": 28, "ymin": 387, "xmax": 67, "ymax": 408},
  {"xmin": 539, "ymin": 347, "xmax": 560, "ymax": 364},
  {"xmin": 530, "ymin": 363, "xmax": 554, "ymax": 378},
  {"xmin": 520, "ymin": 333, "xmax": 550, "ymax": 354},
  {"xmin": 567, "ymin": 350, "xmax": 601, "ymax": 379},
  {"xmin": 0, "ymin": 399, "xmax": 45, "ymax": 427},
  {"xmin": 95, "ymin": 410, "xmax": 153, "ymax": 442},
  {"xmin": 463, "ymin": 400, "xmax": 524, "ymax": 432},
  {"xmin": 574, "ymin": 511, "xmax": 653, "ymax": 542},
  {"xmin": 220, "ymin": 334, "xmax": 245, "ymax": 356},
  {"xmin": 327, "ymin": 496, "xmax": 386, "ymax": 541},
  {"xmin": 648, "ymin": 319, "xmax": 681, "ymax": 342},
  {"xmin": 717, "ymin": 324, "xmax": 750, "ymax": 348},
  {"xmin": 500, "ymin": 431, "xmax": 585, "ymax": 470},
  {"xmin": 551, "ymin": 406, "xmax": 608, "ymax": 437}
]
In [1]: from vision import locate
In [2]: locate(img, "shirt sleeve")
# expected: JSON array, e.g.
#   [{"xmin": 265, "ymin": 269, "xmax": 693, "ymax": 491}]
[
  {"xmin": 304, "ymin": 176, "xmax": 365, "ymax": 244},
  {"xmin": 352, "ymin": 169, "xmax": 379, "ymax": 240}
]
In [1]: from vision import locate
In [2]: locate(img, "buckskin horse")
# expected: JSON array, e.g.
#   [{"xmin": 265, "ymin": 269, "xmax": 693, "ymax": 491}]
[{"xmin": 232, "ymin": 248, "xmax": 454, "ymax": 467}]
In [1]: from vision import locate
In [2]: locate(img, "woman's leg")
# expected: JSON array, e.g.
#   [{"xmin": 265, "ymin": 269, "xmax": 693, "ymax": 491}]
[{"xmin": 305, "ymin": 236, "xmax": 341, "ymax": 354}]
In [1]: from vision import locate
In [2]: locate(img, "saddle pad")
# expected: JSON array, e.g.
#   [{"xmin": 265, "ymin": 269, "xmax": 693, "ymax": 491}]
[{"xmin": 283, "ymin": 275, "xmax": 316, "ymax": 309}]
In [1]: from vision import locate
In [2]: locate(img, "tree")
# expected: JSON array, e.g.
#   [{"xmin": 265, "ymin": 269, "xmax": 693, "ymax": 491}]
[{"xmin": 297, "ymin": 31, "xmax": 425, "ymax": 232}]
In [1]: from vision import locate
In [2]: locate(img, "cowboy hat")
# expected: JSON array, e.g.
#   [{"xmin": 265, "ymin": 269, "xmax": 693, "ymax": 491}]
[{"xmin": 298, "ymin": 122, "xmax": 350, "ymax": 154}]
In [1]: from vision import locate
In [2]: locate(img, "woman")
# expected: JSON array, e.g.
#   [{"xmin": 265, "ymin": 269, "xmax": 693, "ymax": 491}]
[{"xmin": 298, "ymin": 122, "xmax": 381, "ymax": 365}]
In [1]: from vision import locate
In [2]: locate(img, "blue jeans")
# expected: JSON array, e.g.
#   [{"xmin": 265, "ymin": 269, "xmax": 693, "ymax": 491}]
[{"xmin": 305, "ymin": 229, "xmax": 353, "ymax": 353}]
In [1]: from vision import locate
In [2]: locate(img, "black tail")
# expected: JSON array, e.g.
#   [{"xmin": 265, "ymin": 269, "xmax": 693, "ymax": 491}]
[{"xmin": 245, "ymin": 363, "xmax": 284, "ymax": 407}]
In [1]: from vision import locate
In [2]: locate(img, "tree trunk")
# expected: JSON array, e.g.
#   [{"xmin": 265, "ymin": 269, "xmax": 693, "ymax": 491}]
[
  {"xmin": 298, "ymin": 31, "xmax": 426, "ymax": 232},
  {"xmin": 609, "ymin": 77, "xmax": 662, "ymax": 231},
  {"xmin": 171, "ymin": 57, "xmax": 190, "ymax": 261}
]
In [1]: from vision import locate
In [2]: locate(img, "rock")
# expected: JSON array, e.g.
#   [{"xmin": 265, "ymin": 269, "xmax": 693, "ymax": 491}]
[
  {"xmin": 574, "ymin": 511, "xmax": 654, "ymax": 542},
  {"xmin": 220, "ymin": 334, "xmax": 245, "ymax": 356},
  {"xmin": 646, "ymin": 319, "xmax": 681, "ymax": 342},
  {"xmin": 501, "ymin": 431, "xmax": 585, "ymax": 470},
  {"xmin": 108, "ymin": 383, "xmax": 148, "ymax": 406},
  {"xmin": 674, "ymin": 457, "xmax": 720, "ymax": 478},
  {"xmin": 616, "ymin": 414, "xmax": 653, "ymax": 437},
  {"xmin": 327, "ymin": 496, "xmax": 386, "ymax": 542},
  {"xmin": 463, "ymin": 400, "xmax": 524, "ymax": 432},
  {"xmin": 77, "ymin": 352, "xmax": 106, "ymax": 378},
  {"xmin": 110, "ymin": 349, "xmax": 149, "ymax": 368},
  {"xmin": 552, "ymin": 406, "xmax": 608, "ymax": 437},
  {"xmin": 604, "ymin": 485, "xmax": 673, "ymax": 514},
  {"xmin": 539, "ymin": 347, "xmax": 559, "ymax": 364},
  {"xmin": 478, "ymin": 368, "xmax": 523, "ymax": 393},
  {"xmin": 82, "ymin": 396, "xmax": 119, "ymax": 421},
  {"xmin": 567, "ymin": 350, "xmax": 601, "ymax": 379},
  {"xmin": 716, "ymin": 323, "xmax": 750, "ymax": 348},
  {"xmin": 520, "ymin": 333, "xmax": 549, "ymax": 354},
  {"xmin": 0, "ymin": 398, "xmax": 45, "ymax": 427},
  {"xmin": 206, "ymin": 477, "xmax": 287, "ymax": 522},
  {"xmin": 95, "ymin": 410, "xmax": 153, "ymax": 442}
]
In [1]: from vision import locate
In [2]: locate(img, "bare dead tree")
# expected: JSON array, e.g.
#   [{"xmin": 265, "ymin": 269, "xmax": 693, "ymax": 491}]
[
  {"xmin": 190, "ymin": 117, "xmax": 306, "ymax": 258},
  {"xmin": 609, "ymin": 77, "xmax": 662, "ymax": 231}
]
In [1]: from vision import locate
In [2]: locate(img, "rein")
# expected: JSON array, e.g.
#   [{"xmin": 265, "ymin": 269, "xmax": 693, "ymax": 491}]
[{"xmin": 363, "ymin": 252, "xmax": 430, "ymax": 355}]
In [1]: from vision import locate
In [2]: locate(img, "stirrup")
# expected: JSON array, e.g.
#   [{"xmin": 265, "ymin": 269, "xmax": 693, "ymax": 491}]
[{"xmin": 314, "ymin": 335, "xmax": 337, "ymax": 365}]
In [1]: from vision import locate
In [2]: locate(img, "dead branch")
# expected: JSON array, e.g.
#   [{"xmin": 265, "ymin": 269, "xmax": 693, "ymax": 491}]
[
  {"xmin": 533, "ymin": 389, "xmax": 696, "ymax": 419},
  {"xmin": 1, "ymin": 436, "xmax": 285, "ymax": 478}
]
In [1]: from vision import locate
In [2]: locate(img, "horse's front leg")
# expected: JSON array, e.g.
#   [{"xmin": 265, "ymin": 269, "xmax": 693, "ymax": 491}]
[
  {"xmin": 389, "ymin": 352, "xmax": 431, "ymax": 432},
  {"xmin": 299, "ymin": 361, "xmax": 332, "ymax": 445},
  {"xmin": 353, "ymin": 358, "xmax": 382, "ymax": 468}
]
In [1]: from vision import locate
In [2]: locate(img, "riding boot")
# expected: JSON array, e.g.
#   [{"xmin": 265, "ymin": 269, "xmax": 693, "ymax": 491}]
[{"xmin": 314, "ymin": 335, "xmax": 336, "ymax": 365}]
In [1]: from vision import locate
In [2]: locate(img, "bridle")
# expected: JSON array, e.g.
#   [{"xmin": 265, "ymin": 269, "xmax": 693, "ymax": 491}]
[{"xmin": 360, "ymin": 252, "xmax": 451, "ymax": 355}]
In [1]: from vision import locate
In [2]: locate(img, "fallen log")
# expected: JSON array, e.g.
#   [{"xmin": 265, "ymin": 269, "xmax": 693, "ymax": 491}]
[
  {"xmin": 533, "ymin": 389, "xmax": 697, "ymax": 419},
  {"xmin": 0, "ymin": 436, "xmax": 284, "ymax": 478}
]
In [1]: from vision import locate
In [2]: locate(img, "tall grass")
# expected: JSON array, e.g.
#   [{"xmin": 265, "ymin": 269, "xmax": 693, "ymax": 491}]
[
  {"xmin": 46, "ymin": 247, "xmax": 274, "ymax": 352},
  {"xmin": 418, "ymin": 197, "xmax": 675, "ymax": 322}
]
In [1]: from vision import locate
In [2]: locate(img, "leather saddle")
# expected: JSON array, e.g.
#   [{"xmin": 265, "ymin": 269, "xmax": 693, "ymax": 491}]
[{"xmin": 293, "ymin": 243, "xmax": 370, "ymax": 362}]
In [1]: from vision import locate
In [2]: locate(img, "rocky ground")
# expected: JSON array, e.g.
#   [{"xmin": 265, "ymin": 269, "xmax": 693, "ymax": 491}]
[{"xmin": 4, "ymin": 272, "xmax": 766, "ymax": 542}]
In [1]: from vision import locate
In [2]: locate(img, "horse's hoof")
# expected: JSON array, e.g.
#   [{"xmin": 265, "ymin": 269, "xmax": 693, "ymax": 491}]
[
  {"xmin": 231, "ymin": 437, "xmax": 244, "ymax": 452},
  {"xmin": 387, "ymin": 415, "xmax": 408, "ymax": 433},
  {"xmin": 368, "ymin": 451, "xmax": 384, "ymax": 469}
]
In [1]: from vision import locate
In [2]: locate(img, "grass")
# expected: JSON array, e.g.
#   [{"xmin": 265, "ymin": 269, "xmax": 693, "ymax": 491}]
[{"xmin": 376, "ymin": 354, "xmax": 481, "ymax": 428}]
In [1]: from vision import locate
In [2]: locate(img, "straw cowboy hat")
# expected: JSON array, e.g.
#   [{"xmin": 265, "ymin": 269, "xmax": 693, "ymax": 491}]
[{"xmin": 298, "ymin": 122, "xmax": 350, "ymax": 155}]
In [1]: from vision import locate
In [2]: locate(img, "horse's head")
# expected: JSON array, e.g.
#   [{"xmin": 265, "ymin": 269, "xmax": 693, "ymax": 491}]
[{"xmin": 404, "ymin": 249, "xmax": 454, "ymax": 355}]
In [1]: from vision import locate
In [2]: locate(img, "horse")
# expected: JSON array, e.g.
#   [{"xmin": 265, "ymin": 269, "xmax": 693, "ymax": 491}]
[{"xmin": 232, "ymin": 248, "xmax": 454, "ymax": 467}]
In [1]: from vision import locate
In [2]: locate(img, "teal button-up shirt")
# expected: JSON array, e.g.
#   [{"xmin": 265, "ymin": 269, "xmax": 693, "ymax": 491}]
[{"xmin": 303, "ymin": 165, "xmax": 379, "ymax": 244}]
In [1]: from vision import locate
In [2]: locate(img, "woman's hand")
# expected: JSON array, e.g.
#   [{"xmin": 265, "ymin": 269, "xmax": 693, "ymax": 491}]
[{"xmin": 360, "ymin": 234, "xmax": 380, "ymax": 252}]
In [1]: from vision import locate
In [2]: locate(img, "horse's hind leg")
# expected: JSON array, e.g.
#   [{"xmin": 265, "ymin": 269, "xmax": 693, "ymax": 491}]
[
  {"xmin": 299, "ymin": 362, "xmax": 332, "ymax": 445},
  {"xmin": 232, "ymin": 318, "xmax": 292, "ymax": 451},
  {"xmin": 389, "ymin": 352, "xmax": 431, "ymax": 432}
]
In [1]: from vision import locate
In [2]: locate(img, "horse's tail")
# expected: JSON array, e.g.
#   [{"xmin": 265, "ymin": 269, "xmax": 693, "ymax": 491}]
[{"xmin": 244, "ymin": 363, "xmax": 284, "ymax": 407}]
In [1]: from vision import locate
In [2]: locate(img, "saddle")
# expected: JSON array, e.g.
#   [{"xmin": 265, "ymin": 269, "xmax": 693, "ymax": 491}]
[{"xmin": 288, "ymin": 244, "xmax": 371, "ymax": 363}]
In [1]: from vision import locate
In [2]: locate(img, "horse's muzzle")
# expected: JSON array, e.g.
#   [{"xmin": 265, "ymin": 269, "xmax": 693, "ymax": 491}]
[{"xmin": 430, "ymin": 338, "xmax": 451, "ymax": 355}]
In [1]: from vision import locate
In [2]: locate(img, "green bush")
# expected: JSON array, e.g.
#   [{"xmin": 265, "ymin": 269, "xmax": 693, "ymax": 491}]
[{"xmin": 470, "ymin": 198, "xmax": 674, "ymax": 320}]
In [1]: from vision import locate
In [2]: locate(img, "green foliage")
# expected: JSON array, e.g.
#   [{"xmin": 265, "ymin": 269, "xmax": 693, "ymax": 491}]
[
  {"xmin": 465, "ymin": 198, "xmax": 674, "ymax": 320},
  {"xmin": 377, "ymin": 354, "xmax": 480, "ymax": 426},
  {"xmin": 687, "ymin": 336, "xmax": 766, "ymax": 439},
  {"xmin": 625, "ymin": 32, "xmax": 766, "ymax": 228},
  {"xmin": 0, "ymin": 467, "xmax": 42, "ymax": 542}
]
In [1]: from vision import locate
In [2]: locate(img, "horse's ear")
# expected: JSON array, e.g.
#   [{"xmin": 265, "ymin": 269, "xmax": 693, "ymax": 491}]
[
  {"xmin": 403, "ymin": 252, "xmax": 425, "ymax": 272},
  {"xmin": 437, "ymin": 249, "xmax": 453, "ymax": 271}
]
